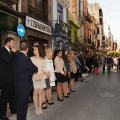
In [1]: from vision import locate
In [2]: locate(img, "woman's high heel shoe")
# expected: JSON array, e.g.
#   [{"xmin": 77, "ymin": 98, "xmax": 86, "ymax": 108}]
[
  {"xmin": 41, "ymin": 102, "xmax": 48, "ymax": 109},
  {"xmin": 64, "ymin": 95, "xmax": 69, "ymax": 98},
  {"xmin": 35, "ymin": 108, "xmax": 40, "ymax": 115},
  {"xmin": 39, "ymin": 107, "xmax": 43, "ymax": 115},
  {"xmin": 67, "ymin": 92, "xmax": 71, "ymax": 95},
  {"xmin": 57, "ymin": 97, "xmax": 64, "ymax": 101},
  {"xmin": 46, "ymin": 100, "xmax": 54, "ymax": 105},
  {"xmin": 70, "ymin": 89, "xmax": 76, "ymax": 92}
]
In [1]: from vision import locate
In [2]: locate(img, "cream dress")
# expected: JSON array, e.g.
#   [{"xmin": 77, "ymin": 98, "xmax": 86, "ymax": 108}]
[
  {"xmin": 45, "ymin": 57, "xmax": 55, "ymax": 87},
  {"xmin": 31, "ymin": 57, "xmax": 46, "ymax": 89}
]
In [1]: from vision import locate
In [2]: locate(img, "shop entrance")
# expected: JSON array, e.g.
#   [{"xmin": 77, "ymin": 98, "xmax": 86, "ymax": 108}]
[{"xmin": 28, "ymin": 35, "xmax": 48, "ymax": 47}]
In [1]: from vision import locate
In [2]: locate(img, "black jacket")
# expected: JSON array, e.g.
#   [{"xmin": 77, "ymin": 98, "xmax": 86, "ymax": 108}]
[
  {"xmin": 0, "ymin": 47, "xmax": 15, "ymax": 83},
  {"xmin": 12, "ymin": 52, "xmax": 38, "ymax": 92}
]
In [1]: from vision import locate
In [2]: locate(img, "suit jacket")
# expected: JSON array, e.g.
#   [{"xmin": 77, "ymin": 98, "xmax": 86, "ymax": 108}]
[
  {"xmin": 0, "ymin": 47, "xmax": 15, "ymax": 83},
  {"xmin": 12, "ymin": 52, "xmax": 38, "ymax": 92}
]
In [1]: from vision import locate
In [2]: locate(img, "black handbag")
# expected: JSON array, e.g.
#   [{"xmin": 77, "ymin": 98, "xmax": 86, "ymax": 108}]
[{"xmin": 45, "ymin": 78, "xmax": 50, "ymax": 89}]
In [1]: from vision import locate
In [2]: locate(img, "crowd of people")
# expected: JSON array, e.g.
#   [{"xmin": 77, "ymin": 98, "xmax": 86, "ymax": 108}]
[{"xmin": 0, "ymin": 37, "xmax": 105, "ymax": 120}]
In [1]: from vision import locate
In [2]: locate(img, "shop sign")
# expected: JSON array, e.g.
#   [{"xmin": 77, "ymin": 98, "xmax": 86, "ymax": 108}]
[{"xmin": 26, "ymin": 16, "xmax": 51, "ymax": 35}]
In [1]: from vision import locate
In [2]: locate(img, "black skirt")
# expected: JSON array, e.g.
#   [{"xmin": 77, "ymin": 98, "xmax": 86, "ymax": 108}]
[
  {"xmin": 64, "ymin": 74, "xmax": 69, "ymax": 82},
  {"xmin": 55, "ymin": 73, "xmax": 65, "ymax": 83},
  {"xmin": 70, "ymin": 72, "xmax": 76, "ymax": 79}
]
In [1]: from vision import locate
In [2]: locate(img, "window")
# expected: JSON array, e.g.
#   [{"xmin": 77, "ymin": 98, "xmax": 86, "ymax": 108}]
[
  {"xmin": 79, "ymin": 1, "xmax": 81, "ymax": 17},
  {"xmin": 97, "ymin": 27, "xmax": 99, "ymax": 34},
  {"xmin": 36, "ymin": 0, "xmax": 43, "ymax": 12},
  {"xmin": 57, "ymin": 4, "xmax": 63, "ymax": 21},
  {"xmin": 57, "ymin": 10, "xmax": 62, "ymax": 21}
]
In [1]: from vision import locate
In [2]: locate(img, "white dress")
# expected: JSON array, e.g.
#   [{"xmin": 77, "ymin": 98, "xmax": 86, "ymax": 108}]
[
  {"xmin": 45, "ymin": 58, "xmax": 55, "ymax": 87},
  {"xmin": 30, "ymin": 57, "xmax": 46, "ymax": 89}
]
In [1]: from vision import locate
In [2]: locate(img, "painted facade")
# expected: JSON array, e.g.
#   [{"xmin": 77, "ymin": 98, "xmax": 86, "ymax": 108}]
[
  {"xmin": 51, "ymin": 0, "xmax": 71, "ymax": 50},
  {"xmin": 68, "ymin": 0, "xmax": 79, "ymax": 51}
]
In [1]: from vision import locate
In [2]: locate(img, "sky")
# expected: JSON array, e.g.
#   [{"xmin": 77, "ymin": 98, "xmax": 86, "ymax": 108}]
[{"xmin": 88, "ymin": 0, "xmax": 120, "ymax": 43}]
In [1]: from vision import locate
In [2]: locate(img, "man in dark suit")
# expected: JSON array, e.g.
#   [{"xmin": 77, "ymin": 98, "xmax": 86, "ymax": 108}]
[
  {"xmin": 12, "ymin": 40, "xmax": 38, "ymax": 120},
  {"xmin": 0, "ymin": 37, "xmax": 16, "ymax": 120}
]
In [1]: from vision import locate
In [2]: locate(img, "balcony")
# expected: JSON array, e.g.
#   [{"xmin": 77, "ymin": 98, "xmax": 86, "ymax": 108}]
[
  {"xmin": 74, "ymin": 37, "xmax": 79, "ymax": 45},
  {"xmin": 99, "ymin": 18, "xmax": 103, "ymax": 25},
  {"xmin": 92, "ymin": 29, "xmax": 96, "ymax": 35},
  {"xmin": 61, "ymin": 0, "xmax": 69, "ymax": 8},
  {"xmin": 52, "ymin": 20, "xmax": 71, "ymax": 39},
  {"xmin": 99, "ymin": 9, "xmax": 103, "ymax": 17},
  {"xmin": 79, "ymin": 10, "xmax": 86, "ymax": 25},
  {"xmin": 92, "ymin": 41, "xmax": 95, "ymax": 47},
  {"xmin": 102, "ymin": 35, "xmax": 105, "ymax": 40},
  {"xmin": 84, "ymin": 37, "xmax": 88, "ymax": 44},
  {"xmin": 28, "ymin": 5, "xmax": 48, "ymax": 23},
  {"xmin": 88, "ymin": 38, "xmax": 91, "ymax": 45},
  {"xmin": 85, "ymin": 15, "xmax": 92, "ymax": 23},
  {"xmin": 79, "ymin": 36, "xmax": 84, "ymax": 44},
  {"xmin": 0, "ymin": 0, "xmax": 19, "ymax": 6}
]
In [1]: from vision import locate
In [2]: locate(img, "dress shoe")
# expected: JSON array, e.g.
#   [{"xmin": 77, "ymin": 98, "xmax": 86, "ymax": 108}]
[
  {"xmin": 57, "ymin": 97, "xmax": 64, "ymax": 101},
  {"xmin": 64, "ymin": 95, "xmax": 69, "ymax": 98},
  {"xmin": 0, "ymin": 116, "xmax": 10, "ymax": 120},
  {"xmin": 8, "ymin": 114, "xmax": 16, "ymax": 120},
  {"xmin": 46, "ymin": 100, "xmax": 54, "ymax": 105}
]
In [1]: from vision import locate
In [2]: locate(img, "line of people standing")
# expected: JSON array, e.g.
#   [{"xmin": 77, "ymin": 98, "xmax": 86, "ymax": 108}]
[
  {"xmin": 0, "ymin": 37, "xmax": 87, "ymax": 120},
  {"xmin": 0, "ymin": 37, "xmax": 104, "ymax": 120}
]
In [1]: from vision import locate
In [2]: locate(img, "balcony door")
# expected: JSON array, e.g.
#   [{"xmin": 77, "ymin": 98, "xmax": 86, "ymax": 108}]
[{"xmin": 57, "ymin": 10, "xmax": 62, "ymax": 21}]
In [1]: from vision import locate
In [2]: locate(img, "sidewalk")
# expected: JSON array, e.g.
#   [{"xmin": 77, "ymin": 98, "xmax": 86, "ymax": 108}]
[{"xmin": 8, "ymin": 73, "xmax": 92, "ymax": 120}]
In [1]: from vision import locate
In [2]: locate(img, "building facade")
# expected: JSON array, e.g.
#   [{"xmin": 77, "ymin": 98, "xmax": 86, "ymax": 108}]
[
  {"xmin": 88, "ymin": 3, "xmax": 104, "ymax": 49},
  {"xmin": 22, "ymin": 0, "xmax": 52, "ymax": 48},
  {"xmin": 51, "ymin": 0, "xmax": 71, "ymax": 50},
  {"xmin": 0, "ymin": 0, "xmax": 52, "ymax": 49},
  {"xmin": 68, "ymin": 0, "xmax": 79, "ymax": 52},
  {"xmin": 0, "ymin": 0, "xmax": 22, "ymax": 49}
]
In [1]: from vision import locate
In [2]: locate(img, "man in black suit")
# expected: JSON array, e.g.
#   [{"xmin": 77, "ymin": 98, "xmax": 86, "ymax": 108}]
[
  {"xmin": 0, "ymin": 37, "xmax": 16, "ymax": 120},
  {"xmin": 12, "ymin": 40, "xmax": 38, "ymax": 120}
]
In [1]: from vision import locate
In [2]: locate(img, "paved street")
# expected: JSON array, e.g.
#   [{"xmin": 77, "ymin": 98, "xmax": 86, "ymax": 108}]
[{"xmin": 25, "ymin": 70, "xmax": 120, "ymax": 120}]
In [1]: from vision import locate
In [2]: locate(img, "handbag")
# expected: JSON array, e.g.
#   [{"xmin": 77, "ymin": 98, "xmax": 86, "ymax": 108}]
[{"xmin": 45, "ymin": 78, "xmax": 50, "ymax": 89}]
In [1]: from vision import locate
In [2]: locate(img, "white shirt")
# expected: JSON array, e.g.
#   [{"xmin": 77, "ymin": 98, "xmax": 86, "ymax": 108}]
[{"xmin": 5, "ymin": 46, "xmax": 10, "ymax": 53}]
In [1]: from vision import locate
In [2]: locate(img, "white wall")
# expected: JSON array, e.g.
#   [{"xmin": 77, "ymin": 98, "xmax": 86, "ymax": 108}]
[{"xmin": 52, "ymin": 0, "xmax": 57, "ymax": 27}]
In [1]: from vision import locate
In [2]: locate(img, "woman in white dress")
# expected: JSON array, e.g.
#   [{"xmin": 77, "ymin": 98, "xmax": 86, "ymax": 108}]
[
  {"xmin": 45, "ymin": 48, "xmax": 56, "ymax": 105},
  {"xmin": 30, "ymin": 45, "xmax": 46, "ymax": 115}
]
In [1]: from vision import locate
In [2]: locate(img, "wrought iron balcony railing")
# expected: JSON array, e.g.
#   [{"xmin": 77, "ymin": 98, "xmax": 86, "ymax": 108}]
[
  {"xmin": 92, "ymin": 41, "xmax": 95, "ymax": 47},
  {"xmin": 79, "ymin": 10, "xmax": 86, "ymax": 18},
  {"xmin": 84, "ymin": 37, "xmax": 88, "ymax": 44},
  {"xmin": 0, "ymin": 0, "xmax": 19, "ymax": 6},
  {"xmin": 79, "ymin": 36, "xmax": 84, "ymax": 44},
  {"xmin": 99, "ymin": 12, "xmax": 103, "ymax": 17},
  {"xmin": 88, "ymin": 38, "xmax": 91, "ymax": 45},
  {"xmin": 53, "ymin": 20, "xmax": 71, "ymax": 37},
  {"xmin": 74, "ymin": 37, "xmax": 79, "ymax": 45},
  {"xmin": 28, "ymin": 5, "xmax": 48, "ymax": 23}
]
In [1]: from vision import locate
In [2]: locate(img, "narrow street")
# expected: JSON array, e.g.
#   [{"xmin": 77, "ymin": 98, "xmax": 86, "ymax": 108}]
[{"xmin": 26, "ymin": 70, "xmax": 120, "ymax": 120}]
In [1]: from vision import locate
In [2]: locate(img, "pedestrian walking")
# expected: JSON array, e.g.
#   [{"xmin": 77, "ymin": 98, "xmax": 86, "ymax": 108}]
[
  {"xmin": 0, "ymin": 37, "xmax": 16, "ymax": 120},
  {"xmin": 13, "ymin": 40, "xmax": 38, "ymax": 120}
]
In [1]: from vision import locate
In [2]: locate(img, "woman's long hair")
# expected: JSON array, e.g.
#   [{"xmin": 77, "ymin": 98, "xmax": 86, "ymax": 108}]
[
  {"xmin": 33, "ymin": 45, "xmax": 44, "ymax": 58},
  {"xmin": 62, "ymin": 49, "xmax": 68, "ymax": 58},
  {"xmin": 45, "ymin": 48, "xmax": 52, "ymax": 60}
]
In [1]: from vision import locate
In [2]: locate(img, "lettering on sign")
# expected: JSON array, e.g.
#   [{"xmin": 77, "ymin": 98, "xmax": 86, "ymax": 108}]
[{"xmin": 26, "ymin": 16, "xmax": 51, "ymax": 35}]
